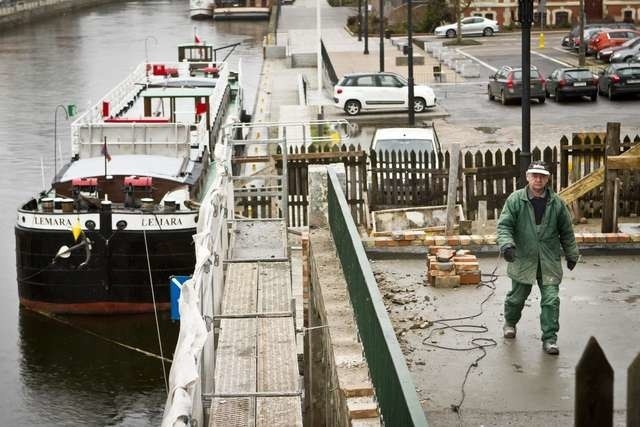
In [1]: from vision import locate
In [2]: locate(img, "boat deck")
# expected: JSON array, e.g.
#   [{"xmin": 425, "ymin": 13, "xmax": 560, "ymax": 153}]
[{"xmin": 209, "ymin": 219, "xmax": 302, "ymax": 426}]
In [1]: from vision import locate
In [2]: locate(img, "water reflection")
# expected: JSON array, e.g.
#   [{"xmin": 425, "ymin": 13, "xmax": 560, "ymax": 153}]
[
  {"xmin": 0, "ymin": 1, "xmax": 267, "ymax": 423},
  {"xmin": 19, "ymin": 308, "xmax": 178, "ymax": 426}
]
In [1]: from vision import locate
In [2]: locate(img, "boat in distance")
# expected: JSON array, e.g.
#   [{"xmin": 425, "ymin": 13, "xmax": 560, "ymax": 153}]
[{"xmin": 15, "ymin": 42, "xmax": 243, "ymax": 314}]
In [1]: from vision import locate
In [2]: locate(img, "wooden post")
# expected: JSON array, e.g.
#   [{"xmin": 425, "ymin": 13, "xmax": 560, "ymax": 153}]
[
  {"xmin": 445, "ymin": 143, "xmax": 460, "ymax": 235},
  {"xmin": 602, "ymin": 122, "xmax": 620, "ymax": 233},
  {"xmin": 575, "ymin": 336, "xmax": 614, "ymax": 427},
  {"xmin": 478, "ymin": 200, "xmax": 488, "ymax": 234},
  {"xmin": 629, "ymin": 352, "xmax": 640, "ymax": 427}
]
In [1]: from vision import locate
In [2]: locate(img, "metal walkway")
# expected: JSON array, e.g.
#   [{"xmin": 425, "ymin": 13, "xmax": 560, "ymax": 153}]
[{"xmin": 209, "ymin": 220, "xmax": 301, "ymax": 426}]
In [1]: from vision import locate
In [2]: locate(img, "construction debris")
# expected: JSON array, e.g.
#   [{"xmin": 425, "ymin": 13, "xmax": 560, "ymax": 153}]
[{"xmin": 426, "ymin": 245, "xmax": 481, "ymax": 287}]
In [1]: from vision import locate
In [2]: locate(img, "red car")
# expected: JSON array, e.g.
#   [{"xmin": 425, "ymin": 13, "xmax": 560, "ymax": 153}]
[{"xmin": 589, "ymin": 29, "xmax": 640, "ymax": 54}]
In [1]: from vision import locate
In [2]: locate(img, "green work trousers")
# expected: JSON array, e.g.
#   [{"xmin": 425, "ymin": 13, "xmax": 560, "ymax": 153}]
[{"xmin": 504, "ymin": 276, "xmax": 560, "ymax": 344}]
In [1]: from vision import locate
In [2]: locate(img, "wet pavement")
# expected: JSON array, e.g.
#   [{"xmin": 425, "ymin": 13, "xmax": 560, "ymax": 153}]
[{"xmin": 370, "ymin": 251, "xmax": 640, "ymax": 426}]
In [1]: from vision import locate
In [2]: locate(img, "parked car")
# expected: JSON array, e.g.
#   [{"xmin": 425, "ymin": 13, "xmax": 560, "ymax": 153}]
[
  {"xmin": 562, "ymin": 22, "xmax": 636, "ymax": 48},
  {"xmin": 590, "ymin": 29, "xmax": 640, "ymax": 55},
  {"xmin": 609, "ymin": 37, "xmax": 640, "ymax": 62},
  {"xmin": 571, "ymin": 27, "xmax": 610, "ymax": 52},
  {"xmin": 545, "ymin": 68, "xmax": 598, "ymax": 102},
  {"xmin": 487, "ymin": 65, "xmax": 546, "ymax": 105},
  {"xmin": 632, "ymin": 52, "xmax": 640, "ymax": 63},
  {"xmin": 597, "ymin": 63, "xmax": 640, "ymax": 99},
  {"xmin": 434, "ymin": 16, "xmax": 499, "ymax": 38},
  {"xmin": 333, "ymin": 72, "xmax": 436, "ymax": 116},
  {"xmin": 370, "ymin": 127, "xmax": 442, "ymax": 173},
  {"xmin": 596, "ymin": 36, "xmax": 640, "ymax": 61},
  {"xmin": 371, "ymin": 127, "xmax": 442, "ymax": 156}
]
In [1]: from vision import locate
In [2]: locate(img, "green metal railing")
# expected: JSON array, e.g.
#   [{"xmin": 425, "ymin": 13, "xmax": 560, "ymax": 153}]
[{"xmin": 327, "ymin": 170, "xmax": 428, "ymax": 427}]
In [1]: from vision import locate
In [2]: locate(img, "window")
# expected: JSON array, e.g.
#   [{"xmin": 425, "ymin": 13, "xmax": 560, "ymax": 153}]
[
  {"xmin": 378, "ymin": 75, "xmax": 401, "ymax": 87},
  {"xmin": 485, "ymin": 13, "xmax": 494, "ymax": 20},
  {"xmin": 355, "ymin": 76, "xmax": 375, "ymax": 86},
  {"xmin": 623, "ymin": 10, "xmax": 633, "ymax": 23},
  {"xmin": 555, "ymin": 11, "xmax": 569, "ymax": 26}
]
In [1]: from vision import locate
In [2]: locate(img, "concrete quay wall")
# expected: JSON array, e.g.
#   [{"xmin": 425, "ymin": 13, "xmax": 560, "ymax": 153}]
[{"xmin": 0, "ymin": 0, "xmax": 122, "ymax": 29}]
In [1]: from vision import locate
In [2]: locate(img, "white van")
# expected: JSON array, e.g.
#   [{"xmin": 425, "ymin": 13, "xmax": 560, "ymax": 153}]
[{"xmin": 371, "ymin": 127, "xmax": 442, "ymax": 167}]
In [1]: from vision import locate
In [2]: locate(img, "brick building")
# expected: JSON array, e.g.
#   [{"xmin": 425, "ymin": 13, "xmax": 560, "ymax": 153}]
[
  {"xmin": 464, "ymin": 0, "xmax": 639, "ymax": 26},
  {"xmin": 380, "ymin": 0, "xmax": 639, "ymax": 28}
]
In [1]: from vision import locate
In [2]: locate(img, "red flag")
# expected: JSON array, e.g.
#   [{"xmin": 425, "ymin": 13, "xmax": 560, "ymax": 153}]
[
  {"xmin": 194, "ymin": 34, "xmax": 201, "ymax": 44},
  {"xmin": 101, "ymin": 141, "xmax": 112, "ymax": 162}
]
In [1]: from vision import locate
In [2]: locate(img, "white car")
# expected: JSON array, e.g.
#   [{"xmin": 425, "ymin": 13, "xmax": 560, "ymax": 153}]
[
  {"xmin": 333, "ymin": 72, "xmax": 436, "ymax": 116},
  {"xmin": 372, "ymin": 127, "xmax": 441, "ymax": 155},
  {"xmin": 434, "ymin": 16, "xmax": 500, "ymax": 38}
]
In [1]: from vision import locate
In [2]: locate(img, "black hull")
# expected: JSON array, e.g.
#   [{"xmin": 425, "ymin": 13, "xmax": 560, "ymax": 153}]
[{"xmin": 15, "ymin": 226, "xmax": 196, "ymax": 314}]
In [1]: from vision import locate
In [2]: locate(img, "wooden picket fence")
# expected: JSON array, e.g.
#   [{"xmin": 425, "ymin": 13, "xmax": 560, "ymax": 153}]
[
  {"xmin": 575, "ymin": 337, "xmax": 640, "ymax": 427},
  {"xmin": 233, "ymin": 130, "xmax": 640, "ymax": 227},
  {"xmin": 560, "ymin": 132, "xmax": 640, "ymax": 218}
]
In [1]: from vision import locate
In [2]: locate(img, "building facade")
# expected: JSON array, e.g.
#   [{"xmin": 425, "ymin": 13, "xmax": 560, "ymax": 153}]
[{"xmin": 467, "ymin": 0, "xmax": 639, "ymax": 26}]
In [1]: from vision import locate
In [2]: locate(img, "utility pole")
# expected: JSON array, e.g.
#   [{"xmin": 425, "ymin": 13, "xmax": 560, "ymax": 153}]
[
  {"xmin": 407, "ymin": 0, "xmax": 415, "ymax": 125},
  {"xmin": 364, "ymin": 0, "xmax": 369, "ymax": 54},
  {"xmin": 379, "ymin": 0, "xmax": 384, "ymax": 71},
  {"xmin": 518, "ymin": 0, "xmax": 534, "ymax": 186},
  {"xmin": 578, "ymin": 0, "xmax": 585, "ymax": 66}
]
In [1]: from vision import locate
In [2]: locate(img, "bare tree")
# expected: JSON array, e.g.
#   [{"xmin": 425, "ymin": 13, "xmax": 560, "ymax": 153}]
[{"xmin": 453, "ymin": 0, "xmax": 473, "ymax": 43}]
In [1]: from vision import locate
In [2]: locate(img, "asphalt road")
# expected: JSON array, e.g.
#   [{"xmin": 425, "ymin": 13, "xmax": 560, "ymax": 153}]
[{"xmin": 420, "ymin": 32, "xmax": 640, "ymax": 150}]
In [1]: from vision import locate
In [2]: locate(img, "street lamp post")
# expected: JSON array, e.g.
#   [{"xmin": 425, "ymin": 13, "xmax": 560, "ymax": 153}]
[
  {"xmin": 518, "ymin": 0, "xmax": 534, "ymax": 186},
  {"xmin": 53, "ymin": 104, "xmax": 70, "ymax": 182},
  {"xmin": 358, "ymin": 0, "xmax": 362, "ymax": 41},
  {"xmin": 407, "ymin": 0, "xmax": 415, "ymax": 125},
  {"xmin": 379, "ymin": 0, "xmax": 384, "ymax": 71},
  {"xmin": 364, "ymin": 0, "xmax": 369, "ymax": 54}
]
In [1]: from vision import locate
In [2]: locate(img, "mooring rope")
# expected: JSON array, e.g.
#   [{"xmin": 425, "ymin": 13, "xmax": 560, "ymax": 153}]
[
  {"xmin": 33, "ymin": 310, "xmax": 172, "ymax": 363},
  {"xmin": 142, "ymin": 225, "xmax": 169, "ymax": 395}
]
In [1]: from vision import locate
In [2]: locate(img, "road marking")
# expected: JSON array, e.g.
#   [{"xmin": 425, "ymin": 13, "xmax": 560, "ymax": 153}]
[
  {"xmin": 455, "ymin": 49, "xmax": 497, "ymax": 72},
  {"xmin": 532, "ymin": 50, "xmax": 573, "ymax": 67},
  {"xmin": 553, "ymin": 46, "xmax": 577, "ymax": 56}
]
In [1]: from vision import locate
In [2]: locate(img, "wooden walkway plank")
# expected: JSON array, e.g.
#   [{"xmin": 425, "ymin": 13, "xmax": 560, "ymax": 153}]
[
  {"xmin": 221, "ymin": 263, "xmax": 258, "ymax": 315},
  {"xmin": 210, "ymin": 398, "xmax": 255, "ymax": 427},
  {"xmin": 257, "ymin": 317, "xmax": 299, "ymax": 393},
  {"xmin": 257, "ymin": 262, "xmax": 291, "ymax": 314},
  {"xmin": 214, "ymin": 318, "xmax": 257, "ymax": 394},
  {"xmin": 256, "ymin": 397, "xmax": 302, "ymax": 427}
]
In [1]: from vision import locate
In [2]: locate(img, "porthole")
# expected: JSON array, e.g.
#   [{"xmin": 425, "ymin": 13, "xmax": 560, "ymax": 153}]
[
  {"xmin": 116, "ymin": 220, "xmax": 128, "ymax": 230},
  {"xmin": 22, "ymin": 216, "xmax": 26, "ymax": 223},
  {"xmin": 85, "ymin": 220, "xmax": 96, "ymax": 230}
]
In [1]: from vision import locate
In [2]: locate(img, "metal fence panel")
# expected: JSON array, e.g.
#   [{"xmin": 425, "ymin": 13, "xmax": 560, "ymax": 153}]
[{"xmin": 327, "ymin": 169, "xmax": 428, "ymax": 427}]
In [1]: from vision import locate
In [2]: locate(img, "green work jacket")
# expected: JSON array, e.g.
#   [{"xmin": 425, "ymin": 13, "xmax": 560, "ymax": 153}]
[{"xmin": 496, "ymin": 186, "xmax": 579, "ymax": 286}]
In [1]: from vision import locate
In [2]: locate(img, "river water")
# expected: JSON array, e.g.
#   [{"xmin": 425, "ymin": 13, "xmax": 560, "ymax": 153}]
[{"xmin": 0, "ymin": 2, "xmax": 267, "ymax": 424}]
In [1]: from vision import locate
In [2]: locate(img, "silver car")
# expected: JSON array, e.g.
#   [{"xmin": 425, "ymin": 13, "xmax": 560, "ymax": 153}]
[
  {"xmin": 488, "ymin": 65, "xmax": 547, "ymax": 105},
  {"xmin": 434, "ymin": 16, "xmax": 499, "ymax": 38}
]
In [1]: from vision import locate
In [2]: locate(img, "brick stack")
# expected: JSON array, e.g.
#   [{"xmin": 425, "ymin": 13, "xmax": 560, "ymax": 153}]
[{"xmin": 426, "ymin": 246, "xmax": 481, "ymax": 287}]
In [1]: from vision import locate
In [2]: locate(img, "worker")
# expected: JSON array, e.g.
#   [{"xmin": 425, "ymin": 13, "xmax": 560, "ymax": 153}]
[{"xmin": 497, "ymin": 160, "xmax": 580, "ymax": 355}]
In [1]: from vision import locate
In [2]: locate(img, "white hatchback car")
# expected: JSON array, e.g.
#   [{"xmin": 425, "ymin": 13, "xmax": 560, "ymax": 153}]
[
  {"xmin": 434, "ymin": 16, "xmax": 500, "ymax": 38},
  {"xmin": 333, "ymin": 72, "xmax": 436, "ymax": 116}
]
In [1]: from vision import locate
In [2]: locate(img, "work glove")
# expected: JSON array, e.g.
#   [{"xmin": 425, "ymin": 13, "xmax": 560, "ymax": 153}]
[
  {"xmin": 567, "ymin": 259, "xmax": 577, "ymax": 271},
  {"xmin": 501, "ymin": 245, "xmax": 516, "ymax": 263}
]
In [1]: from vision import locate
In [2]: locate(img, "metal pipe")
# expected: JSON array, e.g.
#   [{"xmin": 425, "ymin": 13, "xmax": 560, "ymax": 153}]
[
  {"xmin": 407, "ymin": 0, "xmax": 415, "ymax": 125},
  {"xmin": 379, "ymin": 0, "xmax": 384, "ymax": 72},
  {"xmin": 519, "ymin": 0, "xmax": 533, "ymax": 186}
]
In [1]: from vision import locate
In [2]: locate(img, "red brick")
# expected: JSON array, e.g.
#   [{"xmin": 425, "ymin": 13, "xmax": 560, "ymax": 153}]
[
  {"xmin": 458, "ymin": 236, "xmax": 472, "ymax": 246},
  {"xmin": 447, "ymin": 236, "xmax": 461, "ymax": 246},
  {"xmin": 604, "ymin": 233, "xmax": 618, "ymax": 243},
  {"xmin": 616, "ymin": 233, "xmax": 630, "ymax": 243},
  {"xmin": 459, "ymin": 270, "xmax": 481, "ymax": 285},
  {"xmin": 582, "ymin": 233, "xmax": 596, "ymax": 243},
  {"xmin": 428, "ymin": 245, "xmax": 452, "ymax": 255}
]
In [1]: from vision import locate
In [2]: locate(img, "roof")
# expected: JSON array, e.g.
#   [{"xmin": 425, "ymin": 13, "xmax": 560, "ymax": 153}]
[
  {"xmin": 374, "ymin": 127, "xmax": 435, "ymax": 140},
  {"xmin": 142, "ymin": 87, "xmax": 216, "ymax": 98},
  {"xmin": 59, "ymin": 155, "xmax": 192, "ymax": 183}
]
